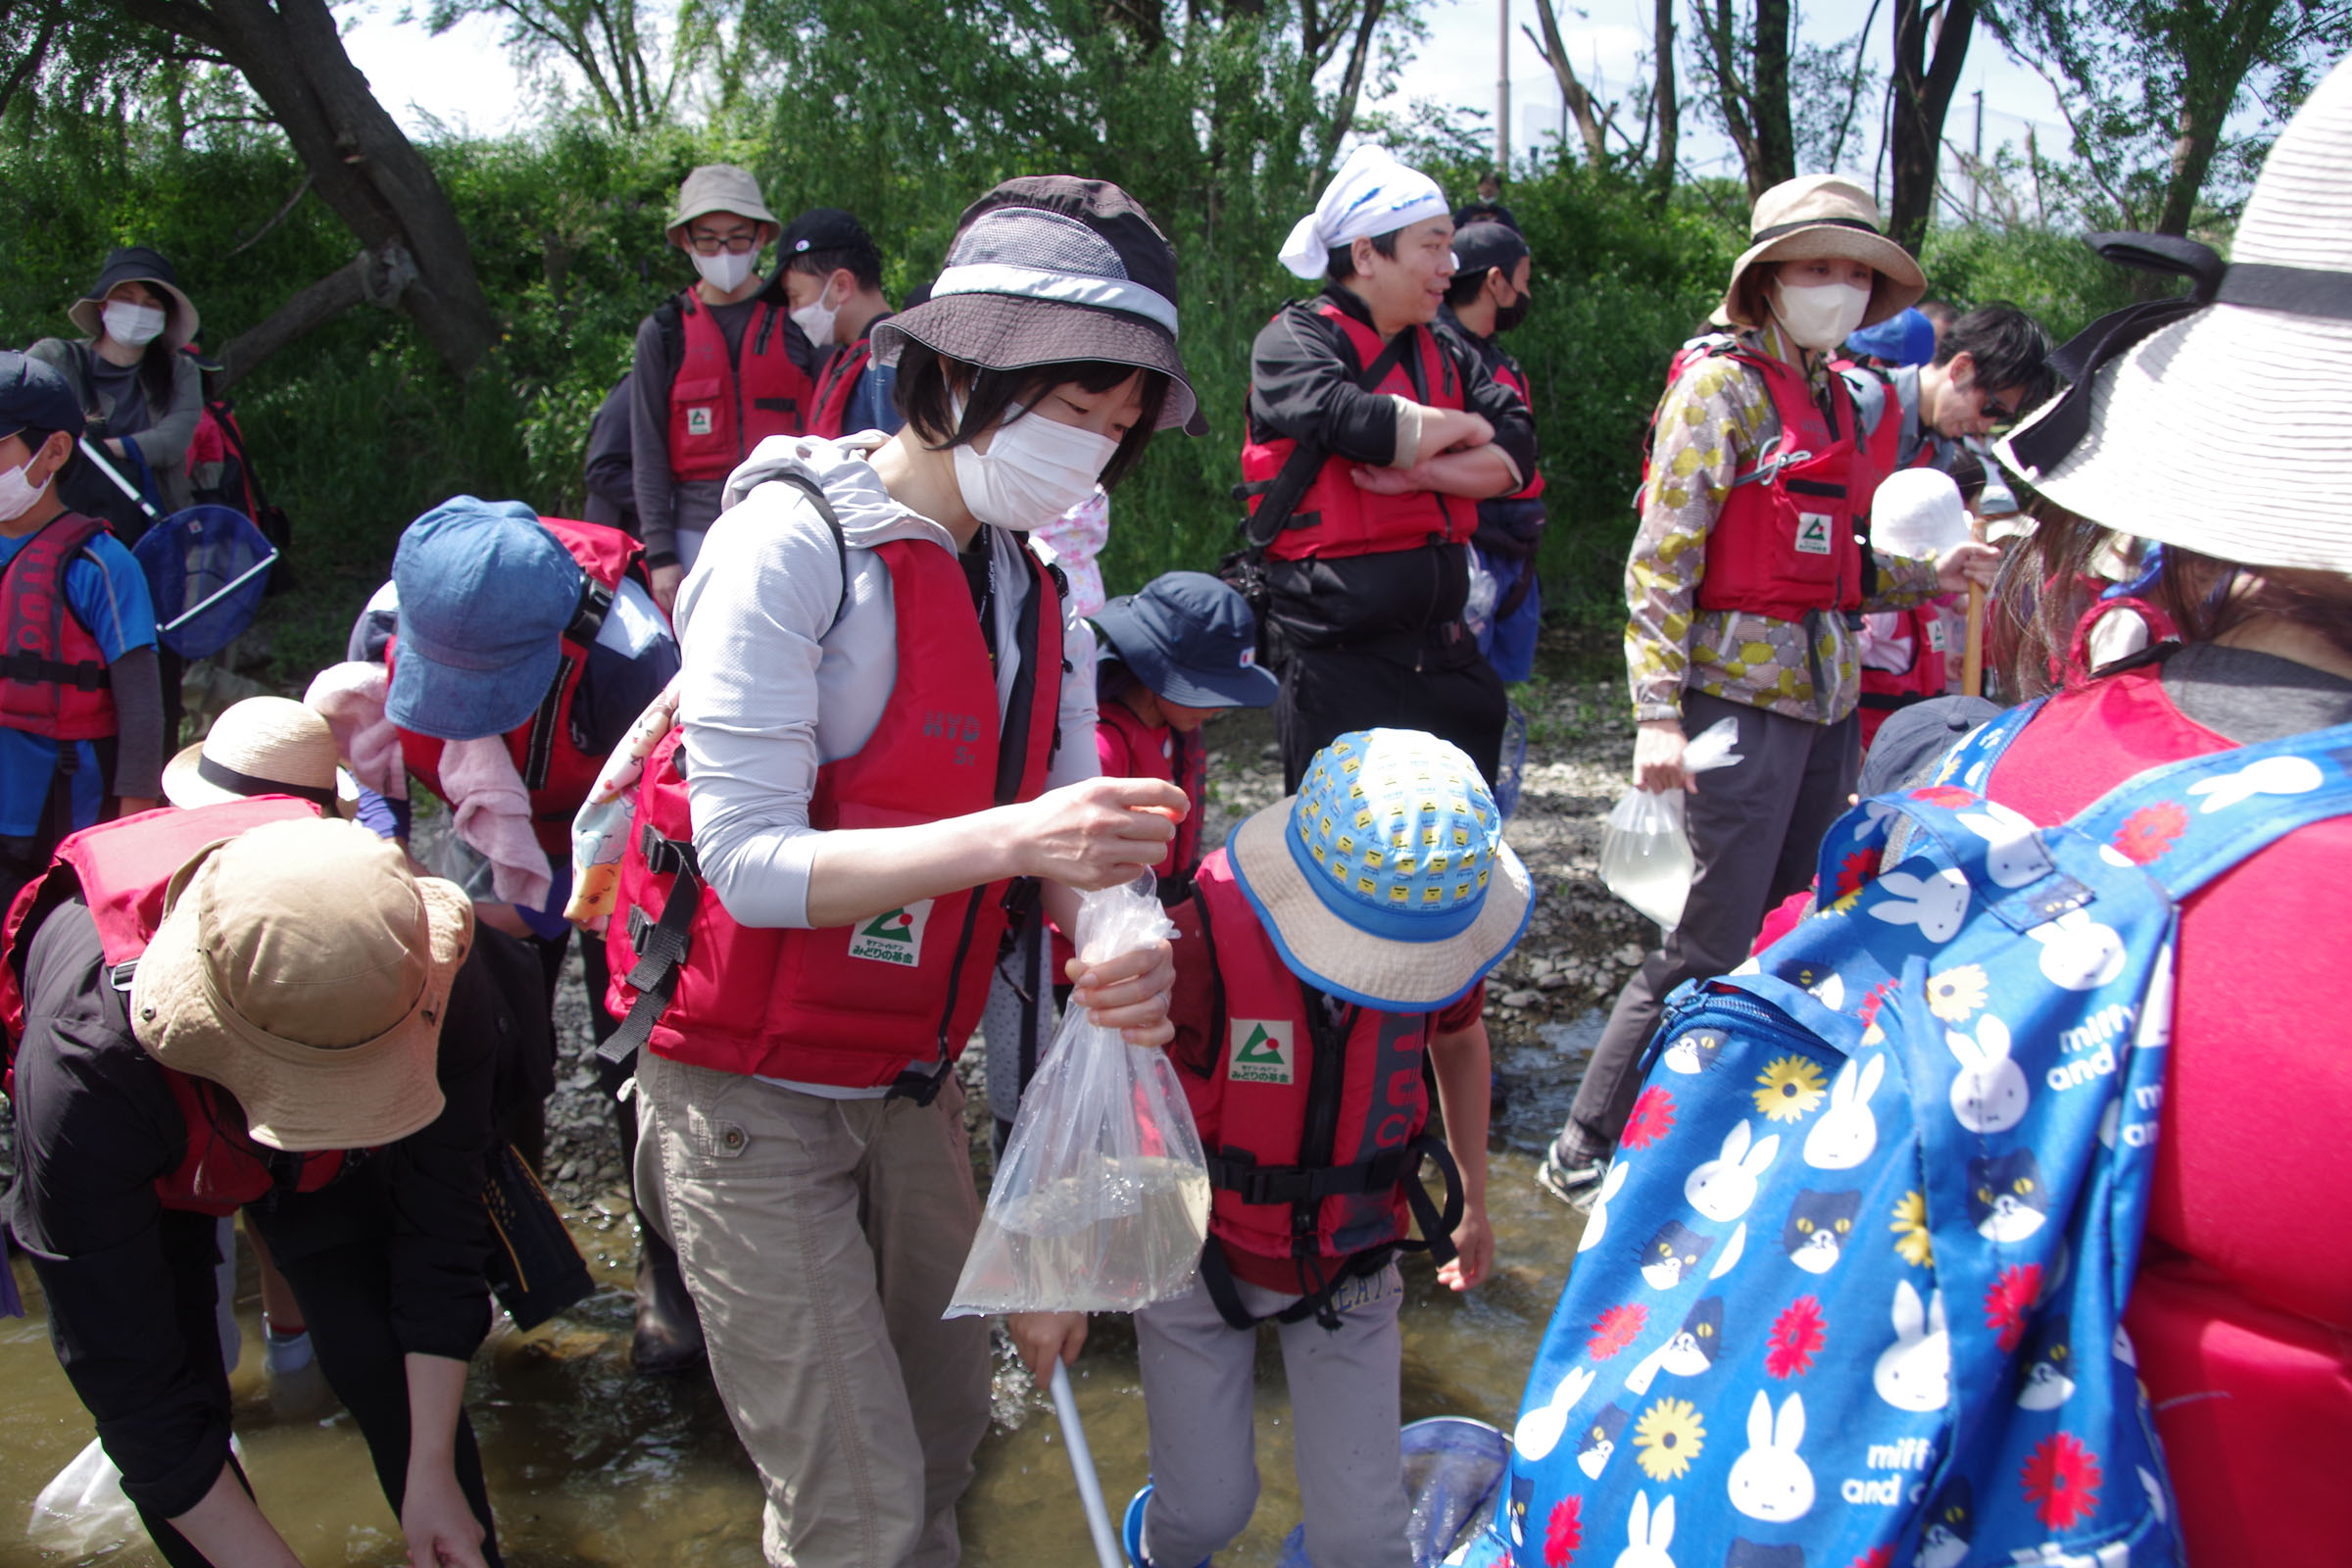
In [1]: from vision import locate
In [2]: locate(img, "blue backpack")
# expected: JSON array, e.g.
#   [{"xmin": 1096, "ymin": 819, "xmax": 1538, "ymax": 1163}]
[{"xmin": 1456, "ymin": 705, "xmax": 2352, "ymax": 1568}]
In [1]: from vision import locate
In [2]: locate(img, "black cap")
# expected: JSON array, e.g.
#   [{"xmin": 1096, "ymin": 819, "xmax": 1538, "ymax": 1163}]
[
  {"xmin": 1452, "ymin": 221, "xmax": 1529, "ymax": 284},
  {"xmin": 781, "ymin": 207, "xmax": 876, "ymax": 259},
  {"xmin": 0, "ymin": 352, "xmax": 86, "ymax": 444},
  {"xmin": 1857, "ymin": 696, "xmax": 2006, "ymax": 797},
  {"xmin": 1092, "ymin": 571, "xmax": 1279, "ymax": 710}
]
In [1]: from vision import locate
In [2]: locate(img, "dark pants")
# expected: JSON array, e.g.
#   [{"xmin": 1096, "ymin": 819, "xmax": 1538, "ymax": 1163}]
[
  {"xmin": 1554, "ymin": 692, "xmax": 1860, "ymax": 1163},
  {"xmin": 134, "ymin": 1208, "xmax": 502, "ymax": 1568},
  {"xmin": 1276, "ymin": 642, "xmax": 1507, "ymax": 793}
]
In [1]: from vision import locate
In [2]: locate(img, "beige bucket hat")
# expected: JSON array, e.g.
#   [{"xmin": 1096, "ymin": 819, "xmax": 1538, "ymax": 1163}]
[
  {"xmin": 1722, "ymin": 175, "xmax": 1928, "ymax": 330},
  {"xmin": 665, "ymin": 165, "xmax": 779, "ymax": 242},
  {"xmin": 1997, "ymin": 56, "xmax": 2352, "ymax": 576},
  {"xmin": 163, "ymin": 697, "xmax": 342, "ymax": 812},
  {"xmin": 130, "ymin": 817, "xmax": 474, "ymax": 1152}
]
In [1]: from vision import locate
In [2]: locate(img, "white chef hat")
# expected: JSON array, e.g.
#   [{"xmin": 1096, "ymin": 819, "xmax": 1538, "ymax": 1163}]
[{"xmin": 1277, "ymin": 144, "xmax": 1450, "ymax": 281}]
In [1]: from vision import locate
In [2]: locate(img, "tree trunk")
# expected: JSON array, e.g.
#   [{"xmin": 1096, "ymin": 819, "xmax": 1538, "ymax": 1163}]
[
  {"xmin": 1652, "ymin": 0, "xmax": 1679, "ymax": 200},
  {"xmin": 1528, "ymin": 0, "xmax": 1611, "ymax": 167},
  {"xmin": 1887, "ymin": 0, "xmax": 1977, "ymax": 253},
  {"xmin": 109, "ymin": 0, "xmax": 501, "ymax": 377},
  {"xmin": 2155, "ymin": 0, "xmax": 2284, "ymax": 235},
  {"xmin": 1749, "ymin": 0, "xmax": 1794, "ymax": 196}
]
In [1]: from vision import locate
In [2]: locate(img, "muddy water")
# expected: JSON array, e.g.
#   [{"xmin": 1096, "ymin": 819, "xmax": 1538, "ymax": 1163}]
[{"xmin": 2, "ymin": 1148, "xmax": 1584, "ymax": 1567}]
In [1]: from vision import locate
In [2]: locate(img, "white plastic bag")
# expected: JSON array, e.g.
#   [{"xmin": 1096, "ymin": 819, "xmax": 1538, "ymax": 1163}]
[
  {"xmin": 948, "ymin": 877, "xmax": 1208, "ymax": 1316},
  {"xmin": 27, "ymin": 1438, "xmax": 139, "ymax": 1556},
  {"xmin": 1599, "ymin": 715, "xmax": 1744, "ymax": 931}
]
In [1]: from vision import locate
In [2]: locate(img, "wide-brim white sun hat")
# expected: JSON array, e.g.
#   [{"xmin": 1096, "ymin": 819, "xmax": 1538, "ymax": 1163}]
[
  {"xmin": 1871, "ymin": 467, "xmax": 1971, "ymax": 560},
  {"xmin": 1722, "ymin": 175, "xmax": 1927, "ymax": 331},
  {"xmin": 1996, "ymin": 56, "xmax": 2352, "ymax": 577}
]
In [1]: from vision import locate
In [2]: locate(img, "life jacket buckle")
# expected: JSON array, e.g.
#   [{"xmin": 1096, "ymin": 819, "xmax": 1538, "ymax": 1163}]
[
  {"xmin": 1733, "ymin": 446, "xmax": 1815, "ymax": 489},
  {"xmin": 108, "ymin": 958, "xmax": 139, "ymax": 993}
]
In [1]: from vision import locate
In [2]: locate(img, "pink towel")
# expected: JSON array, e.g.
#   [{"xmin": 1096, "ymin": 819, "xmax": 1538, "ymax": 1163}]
[
  {"xmin": 439, "ymin": 737, "xmax": 553, "ymax": 909},
  {"xmin": 304, "ymin": 662, "xmax": 406, "ymax": 799}
]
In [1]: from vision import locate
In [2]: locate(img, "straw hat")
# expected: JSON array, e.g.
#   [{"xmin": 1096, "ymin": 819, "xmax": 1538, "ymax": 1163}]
[
  {"xmin": 1996, "ymin": 57, "xmax": 2352, "ymax": 576},
  {"xmin": 129, "ymin": 817, "xmax": 473, "ymax": 1152},
  {"xmin": 1722, "ymin": 176, "xmax": 1927, "ymax": 331},
  {"xmin": 1226, "ymin": 729, "xmax": 1532, "ymax": 1010},
  {"xmin": 163, "ymin": 697, "xmax": 342, "ymax": 811}
]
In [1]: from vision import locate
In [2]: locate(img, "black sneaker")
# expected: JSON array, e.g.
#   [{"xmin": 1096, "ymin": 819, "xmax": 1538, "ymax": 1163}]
[{"xmin": 1536, "ymin": 1148, "xmax": 1609, "ymax": 1211}]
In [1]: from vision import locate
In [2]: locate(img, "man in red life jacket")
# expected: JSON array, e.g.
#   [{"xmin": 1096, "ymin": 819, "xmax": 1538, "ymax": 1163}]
[
  {"xmin": 0, "ymin": 353, "xmax": 165, "ymax": 906},
  {"xmin": 1434, "ymin": 220, "xmax": 1547, "ymax": 685},
  {"xmin": 1539, "ymin": 176, "xmax": 2001, "ymax": 1209},
  {"xmin": 628, "ymin": 165, "xmax": 819, "ymax": 612},
  {"xmin": 330, "ymin": 497, "xmax": 692, "ymax": 1371},
  {"xmin": 775, "ymin": 207, "xmax": 904, "ymax": 440},
  {"xmin": 1007, "ymin": 728, "xmax": 1527, "ymax": 1568},
  {"xmin": 4, "ymin": 814, "xmax": 519, "ymax": 1568},
  {"xmin": 1244, "ymin": 144, "xmax": 1538, "ymax": 792}
]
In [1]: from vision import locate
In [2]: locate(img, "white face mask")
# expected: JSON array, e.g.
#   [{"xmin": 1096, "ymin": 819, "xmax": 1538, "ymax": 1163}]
[
  {"xmin": 692, "ymin": 249, "xmax": 758, "ymax": 295},
  {"xmin": 789, "ymin": 279, "xmax": 840, "ymax": 346},
  {"xmin": 1772, "ymin": 277, "xmax": 1874, "ymax": 352},
  {"xmin": 0, "ymin": 454, "xmax": 53, "ymax": 523},
  {"xmin": 102, "ymin": 300, "xmax": 168, "ymax": 347},
  {"xmin": 951, "ymin": 399, "xmax": 1120, "ymax": 531}
]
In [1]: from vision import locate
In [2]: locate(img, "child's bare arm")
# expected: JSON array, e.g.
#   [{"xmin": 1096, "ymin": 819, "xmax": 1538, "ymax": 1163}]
[{"xmin": 1427, "ymin": 1018, "xmax": 1494, "ymax": 1290}]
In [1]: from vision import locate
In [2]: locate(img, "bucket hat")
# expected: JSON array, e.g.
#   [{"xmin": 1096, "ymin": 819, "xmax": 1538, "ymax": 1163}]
[
  {"xmin": 1722, "ymin": 176, "xmax": 1926, "ymax": 331},
  {"xmin": 68, "ymin": 246, "xmax": 200, "ymax": 349},
  {"xmin": 1996, "ymin": 56, "xmax": 2352, "ymax": 576},
  {"xmin": 0, "ymin": 351, "xmax": 85, "ymax": 444},
  {"xmin": 387, "ymin": 498, "xmax": 584, "ymax": 742},
  {"xmin": 1093, "ymin": 571, "xmax": 1278, "ymax": 710},
  {"xmin": 875, "ymin": 177, "xmax": 1201, "ymax": 434},
  {"xmin": 1870, "ymin": 467, "xmax": 1970, "ymax": 560},
  {"xmin": 129, "ymin": 817, "xmax": 473, "ymax": 1152},
  {"xmin": 1844, "ymin": 306, "xmax": 1937, "ymax": 366},
  {"xmin": 164, "ymin": 697, "xmax": 343, "ymax": 812},
  {"xmin": 665, "ymin": 165, "xmax": 778, "ymax": 241},
  {"xmin": 1227, "ymin": 729, "xmax": 1532, "ymax": 1010}
]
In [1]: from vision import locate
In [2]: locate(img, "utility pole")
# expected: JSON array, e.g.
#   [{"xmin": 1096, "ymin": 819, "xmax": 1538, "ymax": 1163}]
[
  {"xmin": 1971, "ymin": 88, "xmax": 1984, "ymax": 223},
  {"xmin": 1498, "ymin": 0, "xmax": 1512, "ymax": 178}
]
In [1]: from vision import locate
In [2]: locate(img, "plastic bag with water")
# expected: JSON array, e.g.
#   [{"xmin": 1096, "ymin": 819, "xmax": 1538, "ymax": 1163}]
[
  {"xmin": 1599, "ymin": 714, "xmax": 1744, "ymax": 931},
  {"xmin": 947, "ymin": 876, "xmax": 1208, "ymax": 1316}
]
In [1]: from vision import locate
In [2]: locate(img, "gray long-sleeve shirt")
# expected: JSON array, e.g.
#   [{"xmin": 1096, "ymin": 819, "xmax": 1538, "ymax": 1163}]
[{"xmin": 25, "ymin": 338, "xmax": 203, "ymax": 513}]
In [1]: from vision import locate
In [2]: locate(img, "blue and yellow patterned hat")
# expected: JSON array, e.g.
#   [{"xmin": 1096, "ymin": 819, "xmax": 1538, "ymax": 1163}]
[{"xmin": 1228, "ymin": 729, "xmax": 1531, "ymax": 1009}]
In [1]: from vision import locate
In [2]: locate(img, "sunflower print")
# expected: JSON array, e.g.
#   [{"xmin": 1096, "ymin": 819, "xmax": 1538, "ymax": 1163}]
[
  {"xmin": 1633, "ymin": 1396, "xmax": 1706, "ymax": 1482},
  {"xmin": 1926, "ymin": 964, "xmax": 1988, "ymax": 1022},
  {"xmin": 1891, "ymin": 1190, "xmax": 1935, "ymax": 1268},
  {"xmin": 1752, "ymin": 1054, "xmax": 1828, "ymax": 1122}
]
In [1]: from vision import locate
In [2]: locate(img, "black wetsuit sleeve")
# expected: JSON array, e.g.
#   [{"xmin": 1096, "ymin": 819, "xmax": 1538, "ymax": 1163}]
[
  {"xmin": 106, "ymin": 645, "xmax": 165, "ymax": 801},
  {"xmin": 1246, "ymin": 302, "xmax": 1400, "ymax": 466},
  {"xmin": 2, "ymin": 900, "xmax": 227, "ymax": 1519}
]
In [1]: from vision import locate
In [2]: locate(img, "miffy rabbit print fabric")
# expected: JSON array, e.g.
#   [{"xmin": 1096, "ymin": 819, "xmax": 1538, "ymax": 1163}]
[{"xmin": 1453, "ymin": 706, "xmax": 2352, "ymax": 1568}]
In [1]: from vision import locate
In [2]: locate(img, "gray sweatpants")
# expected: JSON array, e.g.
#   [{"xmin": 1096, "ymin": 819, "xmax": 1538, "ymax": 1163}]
[{"xmin": 1133, "ymin": 1263, "xmax": 1412, "ymax": 1568}]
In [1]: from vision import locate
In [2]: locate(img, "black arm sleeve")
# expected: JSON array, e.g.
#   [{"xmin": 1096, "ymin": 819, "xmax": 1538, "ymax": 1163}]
[
  {"xmin": 629, "ymin": 314, "xmax": 681, "ymax": 563},
  {"xmin": 1451, "ymin": 334, "xmax": 1540, "ymax": 484},
  {"xmin": 105, "ymin": 645, "xmax": 164, "ymax": 801},
  {"xmin": 583, "ymin": 376, "xmax": 637, "ymax": 514},
  {"xmin": 1245, "ymin": 301, "xmax": 1401, "ymax": 466},
  {"xmin": 3, "ymin": 902, "xmax": 230, "ymax": 1519}
]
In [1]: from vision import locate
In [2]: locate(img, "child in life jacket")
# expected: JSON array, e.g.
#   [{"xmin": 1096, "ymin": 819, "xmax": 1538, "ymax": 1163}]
[
  {"xmin": 1008, "ymin": 728, "xmax": 1529, "ymax": 1568},
  {"xmin": 1855, "ymin": 466, "xmax": 1972, "ymax": 748}
]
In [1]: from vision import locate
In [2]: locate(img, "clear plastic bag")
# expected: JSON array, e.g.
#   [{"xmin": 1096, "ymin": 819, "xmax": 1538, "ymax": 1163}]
[
  {"xmin": 948, "ymin": 877, "xmax": 1208, "ymax": 1317},
  {"xmin": 1599, "ymin": 715, "xmax": 1744, "ymax": 931},
  {"xmin": 27, "ymin": 1438, "xmax": 138, "ymax": 1555}
]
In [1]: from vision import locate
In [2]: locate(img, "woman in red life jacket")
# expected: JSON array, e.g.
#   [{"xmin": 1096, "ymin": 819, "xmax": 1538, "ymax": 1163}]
[
  {"xmin": 1856, "ymin": 466, "xmax": 1972, "ymax": 749},
  {"xmin": 1974, "ymin": 66, "xmax": 2352, "ymax": 1565},
  {"xmin": 601, "ymin": 176, "xmax": 1199, "ymax": 1568},
  {"xmin": 1539, "ymin": 175, "xmax": 1999, "ymax": 1209},
  {"xmin": 1008, "ymin": 728, "xmax": 1528, "ymax": 1568},
  {"xmin": 981, "ymin": 570, "xmax": 1280, "ymax": 1149},
  {"xmin": 4, "ymin": 814, "xmax": 517, "ymax": 1568}
]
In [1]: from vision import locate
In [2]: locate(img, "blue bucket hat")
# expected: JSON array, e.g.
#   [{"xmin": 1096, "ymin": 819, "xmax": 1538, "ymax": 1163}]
[
  {"xmin": 1844, "ymin": 306, "xmax": 1937, "ymax": 367},
  {"xmin": 388, "ymin": 498, "xmax": 584, "ymax": 742},
  {"xmin": 0, "ymin": 352, "xmax": 86, "ymax": 445},
  {"xmin": 1092, "ymin": 571, "xmax": 1277, "ymax": 710},
  {"xmin": 1227, "ymin": 728, "xmax": 1532, "ymax": 1010}
]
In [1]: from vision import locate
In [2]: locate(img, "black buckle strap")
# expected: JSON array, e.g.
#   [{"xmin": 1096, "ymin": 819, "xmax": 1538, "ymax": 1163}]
[
  {"xmin": 564, "ymin": 577, "xmax": 615, "ymax": 647},
  {"xmin": 1203, "ymin": 1145, "xmax": 1419, "ymax": 1207},
  {"xmin": 0, "ymin": 651, "xmax": 107, "ymax": 690},
  {"xmin": 595, "ymin": 830, "xmax": 703, "ymax": 1070},
  {"xmin": 520, "ymin": 655, "xmax": 572, "ymax": 792},
  {"xmin": 886, "ymin": 1059, "xmax": 955, "ymax": 1106}
]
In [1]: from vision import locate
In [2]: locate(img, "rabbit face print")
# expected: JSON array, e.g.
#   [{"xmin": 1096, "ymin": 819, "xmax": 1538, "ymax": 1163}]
[
  {"xmin": 1956, "ymin": 799, "xmax": 2050, "ymax": 888},
  {"xmin": 1915, "ymin": 1476, "xmax": 1974, "ymax": 1568},
  {"xmin": 1869, "ymin": 865, "xmax": 1970, "ymax": 942},
  {"xmin": 1803, "ymin": 1053, "xmax": 1884, "ymax": 1169},
  {"xmin": 1685, "ymin": 1120, "xmax": 1781, "ymax": 1222},
  {"xmin": 1515, "ymin": 1364, "xmax": 1595, "ymax": 1462},
  {"xmin": 1947, "ymin": 1014, "xmax": 2029, "ymax": 1133},
  {"xmin": 1782, "ymin": 1188, "xmax": 1861, "ymax": 1275},
  {"xmin": 1578, "ymin": 1160, "xmax": 1632, "ymax": 1255},
  {"xmin": 1642, "ymin": 1220, "xmax": 1715, "ymax": 1289},
  {"xmin": 1874, "ymin": 1279, "xmax": 1951, "ymax": 1412},
  {"xmin": 2017, "ymin": 1313, "xmax": 2077, "ymax": 1410},
  {"xmin": 1969, "ymin": 1149, "xmax": 2049, "ymax": 1243},
  {"xmin": 1578, "ymin": 1402, "xmax": 1632, "ymax": 1479},
  {"xmin": 2029, "ymin": 907, "xmax": 2128, "ymax": 991},
  {"xmin": 1727, "ymin": 1391, "xmax": 1815, "ymax": 1523},
  {"xmin": 1664, "ymin": 1028, "xmax": 1726, "ymax": 1075},
  {"xmin": 1613, "ymin": 1491, "xmax": 1676, "ymax": 1568}
]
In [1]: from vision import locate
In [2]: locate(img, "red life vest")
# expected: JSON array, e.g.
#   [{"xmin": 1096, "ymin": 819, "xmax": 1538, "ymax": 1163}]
[
  {"xmin": 0, "ymin": 798, "xmax": 351, "ymax": 1215},
  {"xmin": 663, "ymin": 291, "xmax": 813, "ymax": 481},
  {"xmin": 1488, "ymin": 356, "xmax": 1545, "ymax": 504},
  {"xmin": 388, "ymin": 515, "xmax": 647, "ymax": 858},
  {"xmin": 1241, "ymin": 300, "xmax": 1472, "ymax": 563},
  {"xmin": 1182, "ymin": 848, "xmax": 1460, "ymax": 1324},
  {"xmin": 1096, "ymin": 696, "xmax": 1203, "ymax": 888},
  {"xmin": 0, "ymin": 510, "xmax": 119, "ymax": 743},
  {"xmin": 1858, "ymin": 605, "xmax": 1951, "ymax": 744},
  {"xmin": 808, "ymin": 337, "xmax": 872, "ymax": 441},
  {"xmin": 604, "ymin": 535, "xmax": 1064, "ymax": 1090},
  {"xmin": 1664, "ymin": 341, "xmax": 1870, "ymax": 622}
]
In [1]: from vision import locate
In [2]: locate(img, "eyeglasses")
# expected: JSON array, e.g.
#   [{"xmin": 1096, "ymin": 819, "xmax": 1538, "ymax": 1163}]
[
  {"xmin": 1979, "ymin": 390, "xmax": 2021, "ymax": 425},
  {"xmin": 686, "ymin": 230, "xmax": 761, "ymax": 256}
]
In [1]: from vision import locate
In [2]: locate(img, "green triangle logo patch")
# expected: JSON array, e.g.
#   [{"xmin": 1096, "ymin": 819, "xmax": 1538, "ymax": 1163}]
[{"xmin": 1228, "ymin": 1019, "xmax": 1294, "ymax": 1084}]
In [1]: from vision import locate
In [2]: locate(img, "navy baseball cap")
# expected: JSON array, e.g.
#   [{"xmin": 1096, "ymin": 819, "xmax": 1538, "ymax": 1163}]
[
  {"xmin": 388, "ymin": 498, "xmax": 585, "ymax": 742},
  {"xmin": 1452, "ymin": 221, "xmax": 1529, "ymax": 284},
  {"xmin": 0, "ymin": 352, "xmax": 85, "ymax": 445},
  {"xmin": 1092, "ymin": 571, "xmax": 1278, "ymax": 710}
]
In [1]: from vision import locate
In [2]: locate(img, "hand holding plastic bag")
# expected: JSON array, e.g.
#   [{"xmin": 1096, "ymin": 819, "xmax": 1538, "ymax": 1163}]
[
  {"xmin": 1600, "ymin": 715, "xmax": 1743, "ymax": 931},
  {"xmin": 948, "ymin": 877, "xmax": 1208, "ymax": 1316}
]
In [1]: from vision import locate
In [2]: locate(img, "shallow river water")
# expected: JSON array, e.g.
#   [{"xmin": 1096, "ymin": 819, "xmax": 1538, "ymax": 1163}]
[{"xmin": 2, "ymin": 1148, "xmax": 1586, "ymax": 1567}]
